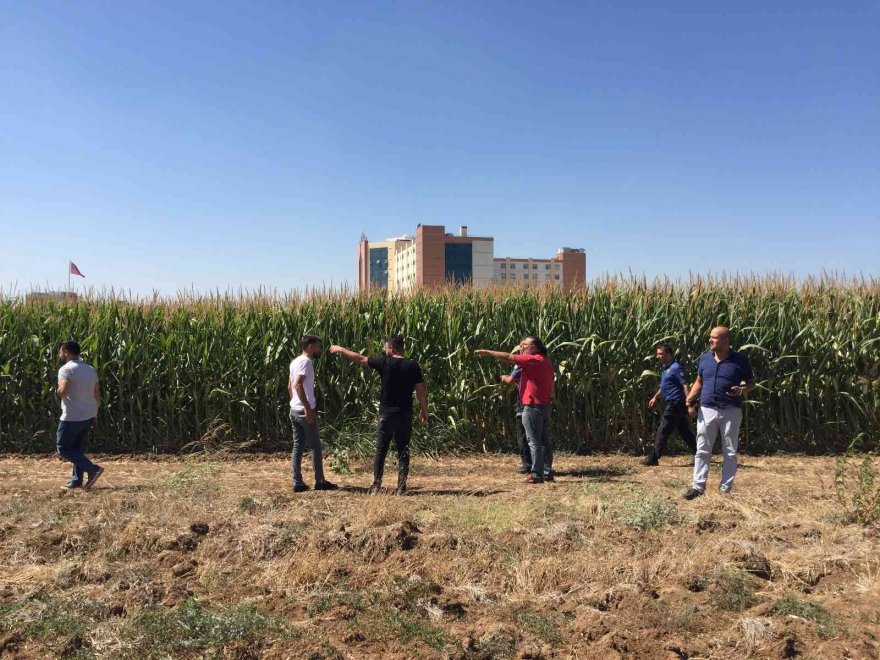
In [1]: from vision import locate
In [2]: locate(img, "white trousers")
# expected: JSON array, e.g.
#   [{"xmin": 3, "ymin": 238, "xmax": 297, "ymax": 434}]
[{"xmin": 692, "ymin": 406, "xmax": 742, "ymax": 492}]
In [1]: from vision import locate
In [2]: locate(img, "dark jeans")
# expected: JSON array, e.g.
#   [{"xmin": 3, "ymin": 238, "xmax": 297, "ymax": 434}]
[
  {"xmin": 56, "ymin": 419, "xmax": 98, "ymax": 485},
  {"xmin": 290, "ymin": 410, "xmax": 326, "ymax": 487},
  {"xmin": 652, "ymin": 400, "xmax": 697, "ymax": 459},
  {"xmin": 374, "ymin": 411, "xmax": 411, "ymax": 487},
  {"xmin": 522, "ymin": 404, "xmax": 552, "ymax": 478},
  {"xmin": 514, "ymin": 411, "xmax": 531, "ymax": 469}
]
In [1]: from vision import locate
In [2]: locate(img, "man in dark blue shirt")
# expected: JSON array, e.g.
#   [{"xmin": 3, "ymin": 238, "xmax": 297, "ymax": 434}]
[
  {"xmin": 682, "ymin": 327, "xmax": 756, "ymax": 500},
  {"xmin": 643, "ymin": 342, "xmax": 696, "ymax": 466},
  {"xmin": 502, "ymin": 366, "xmax": 532, "ymax": 474}
]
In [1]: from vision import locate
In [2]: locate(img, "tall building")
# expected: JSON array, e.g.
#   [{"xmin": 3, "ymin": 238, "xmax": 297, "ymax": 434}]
[{"xmin": 358, "ymin": 225, "xmax": 586, "ymax": 292}]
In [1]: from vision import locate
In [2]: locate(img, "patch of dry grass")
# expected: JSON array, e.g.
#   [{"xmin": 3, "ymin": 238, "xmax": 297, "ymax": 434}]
[{"xmin": 0, "ymin": 453, "xmax": 878, "ymax": 658}]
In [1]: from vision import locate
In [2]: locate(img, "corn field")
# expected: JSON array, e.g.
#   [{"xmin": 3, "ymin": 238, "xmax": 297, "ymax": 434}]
[{"xmin": 1, "ymin": 276, "xmax": 878, "ymax": 454}]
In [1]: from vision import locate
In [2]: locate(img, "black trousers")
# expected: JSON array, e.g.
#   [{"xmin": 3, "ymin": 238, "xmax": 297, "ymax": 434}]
[
  {"xmin": 374, "ymin": 411, "xmax": 411, "ymax": 486},
  {"xmin": 652, "ymin": 400, "xmax": 697, "ymax": 458}
]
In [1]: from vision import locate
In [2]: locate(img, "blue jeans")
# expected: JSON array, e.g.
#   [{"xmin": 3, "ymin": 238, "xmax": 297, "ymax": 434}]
[
  {"xmin": 56, "ymin": 419, "xmax": 98, "ymax": 485},
  {"xmin": 515, "ymin": 411, "xmax": 531, "ymax": 470},
  {"xmin": 521, "ymin": 405, "xmax": 552, "ymax": 478},
  {"xmin": 290, "ymin": 410, "xmax": 326, "ymax": 487}
]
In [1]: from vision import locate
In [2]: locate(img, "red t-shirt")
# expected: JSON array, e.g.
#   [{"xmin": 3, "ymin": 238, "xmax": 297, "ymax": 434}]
[{"xmin": 513, "ymin": 354, "xmax": 554, "ymax": 405}]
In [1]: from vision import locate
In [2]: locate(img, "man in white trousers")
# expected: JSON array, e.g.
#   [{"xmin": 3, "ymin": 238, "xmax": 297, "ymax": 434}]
[{"xmin": 682, "ymin": 327, "xmax": 756, "ymax": 499}]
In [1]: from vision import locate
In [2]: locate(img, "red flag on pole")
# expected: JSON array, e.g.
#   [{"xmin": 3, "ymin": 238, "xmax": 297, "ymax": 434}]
[{"xmin": 69, "ymin": 262, "xmax": 85, "ymax": 278}]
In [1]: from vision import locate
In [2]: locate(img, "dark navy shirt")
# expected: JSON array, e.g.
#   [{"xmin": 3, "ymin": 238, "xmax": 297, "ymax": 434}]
[
  {"xmin": 697, "ymin": 350, "xmax": 755, "ymax": 409},
  {"xmin": 660, "ymin": 361, "xmax": 687, "ymax": 402},
  {"xmin": 511, "ymin": 366, "xmax": 523, "ymax": 412},
  {"xmin": 510, "ymin": 367, "xmax": 523, "ymax": 389}
]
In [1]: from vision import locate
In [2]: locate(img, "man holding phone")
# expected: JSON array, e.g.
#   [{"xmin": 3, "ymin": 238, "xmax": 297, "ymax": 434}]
[{"xmin": 682, "ymin": 327, "xmax": 756, "ymax": 499}]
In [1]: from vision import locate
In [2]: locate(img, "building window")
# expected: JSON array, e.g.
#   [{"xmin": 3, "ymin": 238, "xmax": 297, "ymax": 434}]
[
  {"xmin": 445, "ymin": 242, "xmax": 473, "ymax": 285},
  {"xmin": 500, "ymin": 263, "xmax": 506, "ymax": 269},
  {"xmin": 554, "ymin": 274, "xmax": 560, "ymax": 280},
  {"xmin": 510, "ymin": 274, "xmax": 516, "ymax": 280},
  {"xmin": 369, "ymin": 247, "xmax": 389, "ymax": 288},
  {"xmin": 500, "ymin": 274, "xmax": 507, "ymax": 280},
  {"xmin": 545, "ymin": 264, "xmax": 550, "ymax": 270}
]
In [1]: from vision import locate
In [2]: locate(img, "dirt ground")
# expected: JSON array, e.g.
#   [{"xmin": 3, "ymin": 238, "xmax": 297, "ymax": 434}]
[{"xmin": 0, "ymin": 452, "xmax": 878, "ymax": 659}]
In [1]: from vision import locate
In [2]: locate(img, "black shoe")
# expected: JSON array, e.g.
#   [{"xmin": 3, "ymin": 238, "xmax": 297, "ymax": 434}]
[
  {"xmin": 682, "ymin": 488, "xmax": 703, "ymax": 500},
  {"xmin": 524, "ymin": 474, "xmax": 544, "ymax": 484},
  {"xmin": 84, "ymin": 466, "xmax": 104, "ymax": 490},
  {"xmin": 293, "ymin": 483, "xmax": 310, "ymax": 493},
  {"xmin": 544, "ymin": 472, "xmax": 555, "ymax": 482},
  {"xmin": 314, "ymin": 481, "xmax": 338, "ymax": 491},
  {"xmin": 61, "ymin": 481, "xmax": 82, "ymax": 490},
  {"xmin": 395, "ymin": 483, "xmax": 407, "ymax": 496},
  {"xmin": 642, "ymin": 456, "xmax": 659, "ymax": 466},
  {"xmin": 517, "ymin": 465, "xmax": 530, "ymax": 474},
  {"xmin": 367, "ymin": 482, "xmax": 382, "ymax": 495}
]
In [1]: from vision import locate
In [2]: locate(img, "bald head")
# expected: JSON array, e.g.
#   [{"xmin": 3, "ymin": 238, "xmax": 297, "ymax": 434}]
[{"xmin": 709, "ymin": 326, "xmax": 731, "ymax": 353}]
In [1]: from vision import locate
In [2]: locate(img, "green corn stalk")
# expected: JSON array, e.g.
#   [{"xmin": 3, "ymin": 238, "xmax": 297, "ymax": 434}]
[{"xmin": 0, "ymin": 274, "xmax": 877, "ymax": 454}]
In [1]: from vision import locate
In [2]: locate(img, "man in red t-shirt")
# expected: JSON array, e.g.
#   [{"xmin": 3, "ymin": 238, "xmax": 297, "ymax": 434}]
[{"xmin": 476, "ymin": 336, "xmax": 554, "ymax": 483}]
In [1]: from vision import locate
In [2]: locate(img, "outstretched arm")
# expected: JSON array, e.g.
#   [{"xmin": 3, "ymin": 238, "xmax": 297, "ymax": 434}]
[
  {"xmin": 329, "ymin": 345, "xmax": 369, "ymax": 366},
  {"xmin": 474, "ymin": 349, "xmax": 515, "ymax": 364}
]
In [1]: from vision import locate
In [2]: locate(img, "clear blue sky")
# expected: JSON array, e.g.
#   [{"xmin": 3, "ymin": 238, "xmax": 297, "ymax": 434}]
[{"xmin": 2, "ymin": 1, "xmax": 877, "ymax": 296}]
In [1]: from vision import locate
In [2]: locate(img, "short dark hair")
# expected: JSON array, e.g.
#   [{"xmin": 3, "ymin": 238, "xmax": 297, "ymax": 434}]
[
  {"xmin": 385, "ymin": 335, "xmax": 405, "ymax": 352},
  {"xmin": 525, "ymin": 336, "xmax": 548, "ymax": 356},
  {"xmin": 300, "ymin": 334, "xmax": 321, "ymax": 351},
  {"xmin": 60, "ymin": 340, "xmax": 81, "ymax": 355},
  {"xmin": 656, "ymin": 341, "xmax": 674, "ymax": 355}
]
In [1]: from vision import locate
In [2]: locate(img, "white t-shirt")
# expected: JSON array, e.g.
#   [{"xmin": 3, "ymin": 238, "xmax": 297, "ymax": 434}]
[
  {"xmin": 289, "ymin": 355, "xmax": 317, "ymax": 412},
  {"xmin": 58, "ymin": 360, "xmax": 99, "ymax": 422}
]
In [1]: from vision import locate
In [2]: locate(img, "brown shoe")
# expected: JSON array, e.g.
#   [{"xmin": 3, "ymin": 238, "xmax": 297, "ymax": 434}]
[
  {"xmin": 84, "ymin": 466, "xmax": 104, "ymax": 490},
  {"xmin": 523, "ymin": 474, "xmax": 544, "ymax": 484}
]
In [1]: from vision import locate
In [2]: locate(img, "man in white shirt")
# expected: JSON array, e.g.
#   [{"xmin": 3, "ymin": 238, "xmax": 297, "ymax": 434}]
[
  {"xmin": 56, "ymin": 340, "xmax": 104, "ymax": 490},
  {"xmin": 289, "ymin": 335, "xmax": 337, "ymax": 493}
]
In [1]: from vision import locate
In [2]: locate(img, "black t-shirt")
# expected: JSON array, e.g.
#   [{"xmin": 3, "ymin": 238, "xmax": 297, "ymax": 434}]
[{"xmin": 367, "ymin": 355, "xmax": 424, "ymax": 415}]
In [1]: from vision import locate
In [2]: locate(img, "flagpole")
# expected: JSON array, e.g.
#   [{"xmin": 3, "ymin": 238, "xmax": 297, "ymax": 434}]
[{"xmin": 68, "ymin": 261, "xmax": 71, "ymax": 293}]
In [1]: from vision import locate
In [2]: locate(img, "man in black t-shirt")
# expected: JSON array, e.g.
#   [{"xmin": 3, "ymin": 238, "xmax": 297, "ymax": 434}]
[{"xmin": 329, "ymin": 335, "xmax": 428, "ymax": 494}]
